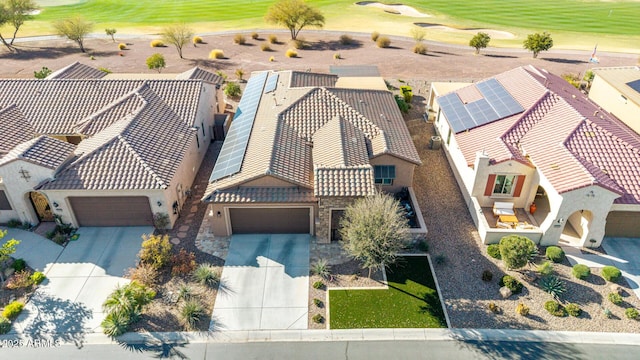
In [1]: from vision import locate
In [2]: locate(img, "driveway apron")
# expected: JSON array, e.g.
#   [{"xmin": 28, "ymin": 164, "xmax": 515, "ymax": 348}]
[
  {"xmin": 212, "ymin": 234, "xmax": 310, "ymax": 330},
  {"xmin": 9, "ymin": 227, "xmax": 151, "ymax": 338},
  {"xmin": 602, "ymin": 238, "xmax": 640, "ymax": 298}
]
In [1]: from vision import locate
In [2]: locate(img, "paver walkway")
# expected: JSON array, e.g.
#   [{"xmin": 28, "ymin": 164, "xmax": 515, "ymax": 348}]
[{"xmin": 212, "ymin": 234, "xmax": 310, "ymax": 331}]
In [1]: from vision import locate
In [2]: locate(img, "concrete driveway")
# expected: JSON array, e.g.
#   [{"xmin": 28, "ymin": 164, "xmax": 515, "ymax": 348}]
[
  {"xmin": 4, "ymin": 226, "xmax": 152, "ymax": 340},
  {"xmin": 602, "ymin": 238, "xmax": 640, "ymax": 298},
  {"xmin": 212, "ymin": 234, "xmax": 310, "ymax": 331}
]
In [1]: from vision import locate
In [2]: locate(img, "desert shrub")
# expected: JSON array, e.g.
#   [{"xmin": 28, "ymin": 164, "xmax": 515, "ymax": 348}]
[
  {"xmin": 417, "ymin": 240, "xmax": 429, "ymax": 252},
  {"xmin": 603, "ymin": 307, "xmax": 613, "ymax": 318},
  {"xmin": 516, "ymin": 303, "xmax": 530, "ymax": 316},
  {"xmin": 285, "ymin": 49, "xmax": 298, "ymax": 58},
  {"xmin": 98, "ymin": 67, "xmax": 112, "ymax": 73},
  {"xmin": 481, "ymin": 270, "xmax": 493, "ymax": 282},
  {"xmin": 224, "ymin": 82, "xmax": 242, "ymax": 98},
  {"xmin": 181, "ymin": 300, "xmax": 204, "ymax": 330},
  {"xmin": 499, "ymin": 275, "xmax": 523, "ymax": 294},
  {"xmin": 602, "ymin": 266, "xmax": 622, "ymax": 282},
  {"xmin": 500, "ymin": 235, "xmax": 537, "ymax": 270},
  {"xmin": 260, "ymin": 43, "xmax": 271, "ymax": 51},
  {"xmin": 269, "ymin": 56, "xmax": 275, "ymax": 62},
  {"xmin": 193, "ymin": 263, "xmax": 220, "ymax": 287},
  {"xmin": 339, "ymin": 34, "xmax": 354, "ymax": 45},
  {"xmin": 0, "ymin": 316, "xmax": 10, "ymax": 334},
  {"xmin": 313, "ymin": 298, "xmax": 323, "ymax": 307},
  {"xmin": 152, "ymin": 212, "xmax": 169, "ymax": 230},
  {"xmin": 101, "ymin": 281, "xmax": 155, "ymax": 336},
  {"xmin": 7, "ymin": 219, "xmax": 22, "ymax": 228},
  {"xmin": 209, "ymin": 49, "xmax": 225, "ymax": 59},
  {"xmin": 192, "ymin": 36, "xmax": 203, "ymax": 44},
  {"xmin": 376, "ymin": 36, "xmax": 391, "ymax": 48},
  {"xmin": 171, "ymin": 249, "xmax": 197, "ymax": 276},
  {"xmin": 150, "ymin": 39, "xmax": 164, "ymax": 47},
  {"xmin": 545, "ymin": 246, "xmax": 565, "ymax": 263},
  {"xmin": 53, "ymin": 233, "xmax": 67, "ymax": 245},
  {"xmin": 126, "ymin": 263, "xmax": 159, "ymax": 288},
  {"xmin": 540, "ymin": 275, "xmax": 566, "ymax": 299},
  {"xmin": 333, "ymin": 53, "xmax": 341, "ymax": 60},
  {"xmin": 395, "ymin": 94, "xmax": 409, "ymax": 113},
  {"xmin": 608, "ymin": 292, "xmax": 623, "ymax": 305},
  {"xmin": 178, "ymin": 284, "xmax": 193, "ymax": 301},
  {"xmin": 30, "ymin": 271, "xmax": 46, "ymax": 285},
  {"xmin": 434, "ymin": 254, "xmax": 447, "ymax": 265},
  {"xmin": 311, "ymin": 259, "xmax": 332, "ymax": 280},
  {"xmin": 413, "ymin": 43, "xmax": 427, "ymax": 55},
  {"xmin": 11, "ymin": 258, "xmax": 26, "ymax": 272},
  {"xmin": 101, "ymin": 311, "xmax": 130, "ymax": 336},
  {"xmin": 118, "ymin": 43, "xmax": 126, "ymax": 50},
  {"xmin": 371, "ymin": 31, "xmax": 379, "ymax": 41},
  {"xmin": 487, "ymin": 302, "xmax": 500, "ymax": 313},
  {"xmin": 233, "ymin": 34, "xmax": 246, "ymax": 45},
  {"xmin": 6, "ymin": 270, "xmax": 33, "ymax": 289},
  {"xmin": 565, "ymin": 303, "xmax": 582, "ymax": 317},
  {"xmin": 138, "ymin": 234, "xmax": 172, "ymax": 269},
  {"xmin": 537, "ymin": 261, "xmax": 554, "ymax": 276},
  {"xmin": 2, "ymin": 301, "xmax": 24, "ymax": 320},
  {"xmin": 625, "ymin": 308, "xmax": 639, "ymax": 319},
  {"xmin": 561, "ymin": 73, "xmax": 581, "ymax": 89},
  {"xmin": 544, "ymin": 300, "xmax": 566, "ymax": 317},
  {"xmin": 268, "ymin": 34, "xmax": 278, "ymax": 44},
  {"xmin": 572, "ymin": 264, "xmax": 590, "ymax": 279},
  {"xmin": 251, "ymin": 32, "xmax": 259, "ymax": 40},
  {"xmin": 487, "ymin": 244, "xmax": 501, "ymax": 259},
  {"xmin": 45, "ymin": 230, "xmax": 55, "ymax": 239},
  {"xmin": 312, "ymin": 280, "xmax": 324, "ymax": 289},
  {"xmin": 312, "ymin": 314, "xmax": 324, "ymax": 323}
]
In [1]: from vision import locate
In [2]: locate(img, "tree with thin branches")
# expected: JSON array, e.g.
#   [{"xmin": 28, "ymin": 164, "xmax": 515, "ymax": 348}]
[
  {"xmin": 53, "ymin": 16, "xmax": 93, "ymax": 53},
  {"xmin": 0, "ymin": 0, "xmax": 37, "ymax": 51},
  {"xmin": 340, "ymin": 192, "xmax": 410, "ymax": 278},
  {"xmin": 161, "ymin": 23, "xmax": 193, "ymax": 59},
  {"xmin": 265, "ymin": 0, "xmax": 325, "ymax": 40},
  {"xmin": 469, "ymin": 32, "xmax": 491, "ymax": 55}
]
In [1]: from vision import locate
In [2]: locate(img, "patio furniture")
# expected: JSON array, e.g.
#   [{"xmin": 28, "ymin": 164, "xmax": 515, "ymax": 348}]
[
  {"xmin": 498, "ymin": 214, "xmax": 519, "ymax": 223},
  {"xmin": 493, "ymin": 201, "xmax": 515, "ymax": 216}
]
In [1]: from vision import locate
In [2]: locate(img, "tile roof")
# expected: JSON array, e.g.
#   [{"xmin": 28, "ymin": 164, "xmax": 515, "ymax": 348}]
[
  {"xmin": 314, "ymin": 166, "xmax": 375, "ymax": 197},
  {"xmin": 445, "ymin": 65, "xmax": 640, "ymax": 204},
  {"xmin": 0, "ymin": 105, "xmax": 34, "ymax": 158},
  {"xmin": 210, "ymin": 187, "xmax": 316, "ymax": 203},
  {"xmin": 0, "ymin": 135, "xmax": 75, "ymax": 170},
  {"xmin": 203, "ymin": 70, "xmax": 420, "ymax": 201},
  {"xmin": 0, "ymin": 79, "xmax": 205, "ymax": 134},
  {"xmin": 289, "ymin": 71, "xmax": 338, "ymax": 88},
  {"xmin": 46, "ymin": 62, "xmax": 108, "ymax": 80},
  {"xmin": 73, "ymin": 91, "xmax": 147, "ymax": 135},
  {"xmin": 176, "ymin": 67, "xmax": 225, "ymax": 85},
  {"xmin": 39, "ymin": 84, "xmax": 196, "ymax": 190}
]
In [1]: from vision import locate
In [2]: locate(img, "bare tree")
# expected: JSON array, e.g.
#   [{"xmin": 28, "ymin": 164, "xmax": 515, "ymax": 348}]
[
  {"xmin": 265, "ymin": 0, "xmax": 325, "ymax": 40},
  {"xmin": 161, "ymin": 23, "xmax": 193, "ymax": 59}
]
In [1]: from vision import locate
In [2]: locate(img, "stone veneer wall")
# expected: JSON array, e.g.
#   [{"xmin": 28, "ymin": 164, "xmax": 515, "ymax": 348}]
[{"xmin": 317, "ymin": 196, "xmax": 360, "ymax": 244}]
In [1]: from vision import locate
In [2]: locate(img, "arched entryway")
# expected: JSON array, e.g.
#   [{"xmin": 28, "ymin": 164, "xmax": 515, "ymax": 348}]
[
  {"xmin": 560, "ymin": 210, "xmax": 593, "ymax": 246},
  {"xmin": 29, "ymin": 192, "xmax": 54, "ymax": 222},
  {"xmin": 531, "ymin": 186, "xmax": 551, "ymax": 226}
]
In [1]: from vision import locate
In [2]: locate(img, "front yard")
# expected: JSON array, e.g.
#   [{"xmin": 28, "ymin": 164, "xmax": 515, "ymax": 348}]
[{"xmin": 329, "ymin": 256, "xmax": 446, "ymax": 329}]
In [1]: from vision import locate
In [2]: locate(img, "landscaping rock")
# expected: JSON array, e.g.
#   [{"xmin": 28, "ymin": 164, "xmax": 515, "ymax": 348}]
[
  {"xmin": 522, "ymin": 271, "xmax": 538, "ymax": 282},
  {"xmin": 610, "ymin": 285, "xmax": 622, "ymax": 295},
  {"xmin": 500, "ymin": 286, "xmax": 512, "ymax": 298}
]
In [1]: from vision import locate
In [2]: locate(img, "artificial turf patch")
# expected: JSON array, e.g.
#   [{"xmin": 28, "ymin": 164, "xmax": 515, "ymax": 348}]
[{"xmin": 329, "ymin": 256, "xmax": 446, "ymax": 329}]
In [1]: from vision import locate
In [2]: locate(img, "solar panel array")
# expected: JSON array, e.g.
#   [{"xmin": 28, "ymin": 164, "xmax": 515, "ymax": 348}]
[
  {"xmin": 627, "ymin": 79, "xmax": 640, "ymax": 94},
  {"xmin": 437, "ymin": 78, "xmax": 524, "ymax": 133},
  {"xmin": 209, "ymin": 71, "xmax": 269, "ymax": 182},
  {"xmin": 264, "ymin": 73, "xmax": 279, "ymax": 93}
]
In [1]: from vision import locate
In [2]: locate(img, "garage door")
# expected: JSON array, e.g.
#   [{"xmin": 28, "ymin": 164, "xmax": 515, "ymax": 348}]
[
  {"xmin": 230, "ymin": 208, "xmax": 310, "ymax": 234},
  {"xmin": 69, "ymin": 196, "xmax": 153, "ymax": 227},
  {"xmin": 605, "ymin": 211, "xmax": 640, "ymax": 237}
]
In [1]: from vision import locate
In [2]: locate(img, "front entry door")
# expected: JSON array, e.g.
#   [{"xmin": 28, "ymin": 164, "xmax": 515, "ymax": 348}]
[{"xmin": 30, "ymin": 192, "xmax": 54, "ymax": 222}]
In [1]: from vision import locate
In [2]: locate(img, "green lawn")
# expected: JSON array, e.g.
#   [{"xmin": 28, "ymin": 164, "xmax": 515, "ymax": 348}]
[
  {"xmin": 329, "ymin": 256, "xmax": 446, "ymax": 329},
  {"xmin": 33, "ymin": 0, "xmax": 640, "ymax": 35}
]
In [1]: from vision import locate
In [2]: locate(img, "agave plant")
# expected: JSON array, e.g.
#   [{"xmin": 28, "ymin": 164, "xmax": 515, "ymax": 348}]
[
  {"xmin": 310, "ymin": 258, "xmax": 332, "ymax": 280},
  {"xmin": 180, "ymin": 300, "xmax": 204, "ymax": 330},
  {"xmin": 540, "ymin": 275, "xmax": 566, "ymax": 299}
]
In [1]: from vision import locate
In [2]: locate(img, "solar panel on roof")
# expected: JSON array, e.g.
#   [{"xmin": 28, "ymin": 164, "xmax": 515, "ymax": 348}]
[
  {"xmin": 627, "ymin": 79, "xmax": 640, "ymax": 94},
  {"xmin": 209, "ymin": 71, "xmax": 269, "ymax": 182},
  {"xmin": 476, "ymin": 79, "xmax": 524, "ymax": 118},
  {"xmin": 264, "ymin": 73, "xmax": 279, "ymax": 93}
]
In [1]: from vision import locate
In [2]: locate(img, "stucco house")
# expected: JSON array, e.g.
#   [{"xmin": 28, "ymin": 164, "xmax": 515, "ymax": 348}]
[
  {"xmin": 0, "ymin": 63, "xmax": 222, "ymax": 229},
  {"xmin": 430, "ymin": 65, "xmax": 640, "ymax": 247},
  {"xmin": 588, "ymin": 66, "xmax": 640, "ymax": 135},
  {"xmin": 202, "ymin": 70, "xmax": 424, "ymax": 243}
]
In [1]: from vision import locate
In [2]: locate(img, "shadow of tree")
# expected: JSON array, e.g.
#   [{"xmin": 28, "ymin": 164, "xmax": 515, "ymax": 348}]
[
  {"xmin": 21, "ymin": 291, "xmax": 92, "ymax": 347},
  {"xmin": 1, "ymin": 45, "xmax": 83, "ymax": 60},
  {"xmin": 543, "ymin": 58, "xmax": 588, "ymax": 64},
  {"xmin": 117, "ymin": 334, "xmax": 190, "ymax": 359}
]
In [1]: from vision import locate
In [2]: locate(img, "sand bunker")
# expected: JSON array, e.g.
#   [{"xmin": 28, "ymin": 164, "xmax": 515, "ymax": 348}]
[
  {"xmin": 356, "ymin": 1, "xmax": 431, "ymax": 18},
  {"xmin": 415, "ymin": 22, "xmax": 515, "ymax": 40}
]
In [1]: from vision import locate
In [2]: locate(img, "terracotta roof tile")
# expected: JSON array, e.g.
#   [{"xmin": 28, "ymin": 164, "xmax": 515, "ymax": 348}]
[
  {"xmin": 211, "ymin": 187, "xmax": 316, "ymax": 203},
  {"xmin": 0, "ymin": 105, "xmax": 34, "ymax": 158},
  {"xmin": 176, "ymin": 67, "xmax": 225, "ymax": 85},
  {"xmin": 314, "ymin": 165, "xmax": 375, "ymax": 197},
  {"xmin": 46, "ymin": 62, "xmax": 107, "ymax": 80},
  {"xmin": 289, "ymin": 71, "xmax": 338, "ymax": 88}
]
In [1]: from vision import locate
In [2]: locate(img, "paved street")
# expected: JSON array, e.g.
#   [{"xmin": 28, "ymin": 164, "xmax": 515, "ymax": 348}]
[{"xmin": 213, "ymin": 234, "xmax": 310, "ymax": 330}]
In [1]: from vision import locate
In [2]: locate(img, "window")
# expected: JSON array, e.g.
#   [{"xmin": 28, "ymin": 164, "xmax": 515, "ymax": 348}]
[
  {"xmin": 446, "ymin": 128, "xmax": 452, "ymax": 145},
  {"xmin": 201, "ymin": 122, "xmax": 205, "ymax": 136},
  {"xmin": 493, "ymin": 175, "xmax": 516, "ymax": 195},
  {"xmin": 0, "ymin": 190, "xmax": 12, "ymax": 210},
  {"xmin": 195, "ymin": 133, "xmax": 200, "ymax": 148},
  {"xmin": 374, "ymin": 165, "xmax": 396, "ymax": 185}
]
